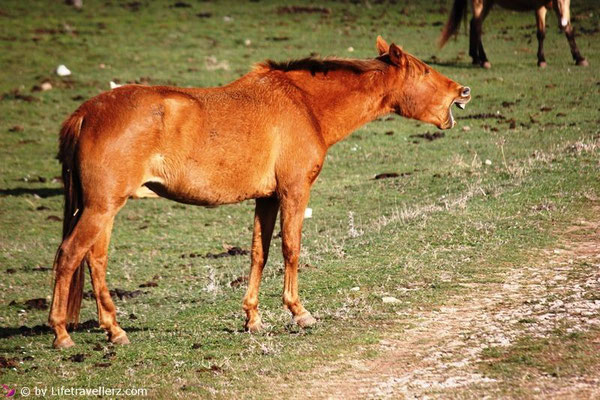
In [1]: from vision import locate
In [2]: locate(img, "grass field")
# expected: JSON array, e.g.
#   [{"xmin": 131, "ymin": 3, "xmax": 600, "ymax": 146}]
[{"xmin": 1, "ymin": 0, "xmax": 599, "ymax": 398}]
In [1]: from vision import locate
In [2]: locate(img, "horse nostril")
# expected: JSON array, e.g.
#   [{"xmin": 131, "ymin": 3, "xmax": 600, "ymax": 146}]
[{"xmin": 461, "ymin": 87, "xmax": 471, "ymax": 97}]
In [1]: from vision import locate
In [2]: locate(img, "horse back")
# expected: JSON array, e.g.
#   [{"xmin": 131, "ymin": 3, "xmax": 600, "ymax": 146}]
[{"xmin": 71, "ymin": 81, "xmax": 322, "ymax": 205}]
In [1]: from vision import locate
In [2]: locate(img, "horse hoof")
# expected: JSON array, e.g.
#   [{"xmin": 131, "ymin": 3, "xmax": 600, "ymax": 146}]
[
  {"xmin": 577, "ymin": 59, "xmax": 589, "ymax": 67},
  {"xmin": 294, "ymin": 312, "xmax": 317, "ymax": 328},
  {"xmin": 245, "ymin": 318, "xmax": 263, "ymax": 333},
  {"xmin": 53, "ymin": 337, "xmax": 75, "ymax": 349},
  {"xmin": 482, "ymin": 61, "xmax": 492, "ymax": 69},
  {"xmin": 110, "ymin": 332, "xmax": 130, "ymax": 345},
  {"xmin": 538, "ymin": 61, "xmax": 547, "ymax": 68}
]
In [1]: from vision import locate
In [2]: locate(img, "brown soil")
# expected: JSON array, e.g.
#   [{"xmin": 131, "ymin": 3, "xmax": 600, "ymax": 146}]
[{"xmin": 278, "ymin": 206, "xmax": 600, "ymax": 399}]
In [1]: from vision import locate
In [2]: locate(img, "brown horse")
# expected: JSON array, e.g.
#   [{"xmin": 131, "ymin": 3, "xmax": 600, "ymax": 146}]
[
  {"xmin": 48, "ymin": 36, "xmax": 471, "ymax": 348},
  {"xmin": 439, "ymin": 0, "xmax": 588, "ymax": 68}
]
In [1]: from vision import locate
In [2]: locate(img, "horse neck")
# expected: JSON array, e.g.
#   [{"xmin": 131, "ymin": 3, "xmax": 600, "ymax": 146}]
[{"xmin": 283, "ymin": 70, "xmax": 392, "ymax": 147}]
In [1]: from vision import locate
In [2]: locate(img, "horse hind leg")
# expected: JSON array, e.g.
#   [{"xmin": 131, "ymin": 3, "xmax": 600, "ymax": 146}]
[
  {"xmin": 49, "ymin": 207, "xmax": 115, "ymax": 348},
  {"xmin": 554, "ymin": 1, "xmax": 588, "ymax": 66},
  {"xmin": 86, "ymin": 218, "xmax": 129, "ymax": 344},
  {"xmin": 563, "ymin": 23, "xmax": 588, "ymax": 66}
]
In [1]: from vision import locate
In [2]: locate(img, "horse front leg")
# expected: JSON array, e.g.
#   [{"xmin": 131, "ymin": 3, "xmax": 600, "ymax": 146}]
[
  {"xmin": 469, "ymin": 17, "xmax": 480, "ymax": 65},
  {"xmin": 554, "ymin": 0, "xmax": 588, "ymax": 66},
  {"xmin": 535, "ymin": 7, "xmax": 548, "ymax": 67},
  {"xmin": 279, "ymin": 186, "xmax": 316, "ymax": 328},
  {"xmin": 242, "ymin": 196, "xmax": 279, "ymax": 332}
]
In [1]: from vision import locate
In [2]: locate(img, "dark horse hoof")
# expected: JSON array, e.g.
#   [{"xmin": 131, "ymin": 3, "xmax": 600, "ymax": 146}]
[{"xmin": 576, "ymin": 58, "xmax": 589, "ymax": 67}]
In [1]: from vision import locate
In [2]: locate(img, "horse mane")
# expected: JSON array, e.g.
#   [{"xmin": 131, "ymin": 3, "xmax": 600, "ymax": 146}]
[{"xmin": 257, "ymin": 56, "xmax": 388, "ymax": 75}]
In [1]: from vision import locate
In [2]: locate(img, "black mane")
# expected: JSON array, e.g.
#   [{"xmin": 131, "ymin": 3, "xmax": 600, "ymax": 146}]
[{"xmin": 260, "ymin": 56, "xmax": 388, "ymax": 75}]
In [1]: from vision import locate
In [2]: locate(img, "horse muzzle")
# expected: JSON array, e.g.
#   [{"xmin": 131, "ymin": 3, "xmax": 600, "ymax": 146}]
[{"xmin": 443, "ymin": 86, "xmax": 471, "ymax": 129}]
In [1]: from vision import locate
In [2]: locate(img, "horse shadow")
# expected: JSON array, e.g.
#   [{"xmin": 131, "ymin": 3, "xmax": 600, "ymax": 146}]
[
  {"xmin": 0, "ymin": 322, "xmax": 146, "ymax": 340},
  {"xmin": 0, "ymin": 188, "xmax": 63, "ymax": 198},
  {"xmin": 426, "ymin": 60, "xmax": 477, "ymax": 69}
]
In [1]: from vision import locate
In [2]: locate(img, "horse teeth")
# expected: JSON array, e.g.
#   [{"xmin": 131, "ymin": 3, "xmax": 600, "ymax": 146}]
[{"xmin": 457, "ymin": 103, "xmax": 465, "ymax": 110}]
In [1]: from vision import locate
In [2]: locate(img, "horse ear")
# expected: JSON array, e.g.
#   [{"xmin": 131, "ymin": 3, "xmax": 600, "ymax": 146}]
[
  {"xmin": 388, "ymin": 43, "xmax": 405, "ymax": 66},
  {"xmin": 376, "ymin": 36, "xmax": 389, "ymax": 56}
]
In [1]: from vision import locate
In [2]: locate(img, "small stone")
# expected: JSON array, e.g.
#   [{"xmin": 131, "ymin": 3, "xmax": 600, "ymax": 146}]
[
  {"xmin": 462, "ymin": 126, "xmax": 470, "ymax": 132},
  {"xmin": 56, "ymin": 64, "xmax": 71, "ymax": 77},
  {"xmin": 347, "ymin": 46, "xmax": 354, "ymax": 52},
  {"xmin": 382, "ymin": 296, "xmax": 401, "ymax": 304},
  {"xmin": 485, "ymin": 159, "xmax": 492, "ymax": 165},
  {"xmin": 350, "ymin": 286, "xmax": 360, "ymax": 291},
  {"xmin": 244, "ymin": 39, "xmax": 251, "ymax": 46},
  {"xmin": 40, "ymin": 82, "xmax": 52, "ymax": 91}
]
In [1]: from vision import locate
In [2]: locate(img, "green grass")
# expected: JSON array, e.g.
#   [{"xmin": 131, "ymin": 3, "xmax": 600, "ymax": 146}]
[
  {"xmin": 1, "ymin": 0, "xmax": 599, "ymax": 398},
  {"xmin": 480, "ymin": 327, "xmax": 600, "ymax": 380}
]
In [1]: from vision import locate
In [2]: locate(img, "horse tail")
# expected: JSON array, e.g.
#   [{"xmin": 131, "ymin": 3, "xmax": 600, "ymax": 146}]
[
  {"xmin": 55, "ymin": 111, "xmax": 86, "ymax": 327},
  {"xmin": 438, "ymin": 0, "xmax": 468, "ymax": 48}
]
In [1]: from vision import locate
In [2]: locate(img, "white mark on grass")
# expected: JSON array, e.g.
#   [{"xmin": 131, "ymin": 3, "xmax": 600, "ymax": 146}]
[
  {"xmin": 347, "ymin": 211, "xmax": 363, "ymax": 238},
  {"xmin": 304, "ymin": 207, "xmax": 313, "ymax": 219},
  {"xmin": 205, "ymin": 56, "xmax": 230, "ymax": 71},
  {"xmin": 203, "ymin": 267, "xmax": 219, "ymax": 295}
]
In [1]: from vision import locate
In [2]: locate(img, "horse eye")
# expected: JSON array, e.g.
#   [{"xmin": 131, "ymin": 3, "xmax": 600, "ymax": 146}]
[{"xmin": 424, "ymin": 69, "xmax": 430, "ymax": 75}]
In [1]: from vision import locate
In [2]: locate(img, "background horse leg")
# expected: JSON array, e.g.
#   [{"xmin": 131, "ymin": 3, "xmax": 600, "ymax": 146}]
[
  {"xmin": 535, "ymin": 7, "xmax": 547, "ymax": 67},
  {"xmin": 553, "ymin": 0, "xmax": 588, "ymax": 66},
  {"xmin": 242, "ymin": 196, "xmax": 279, "ymax": 332},
  {"xmin": 279, "ymin": 186, "xmax": 316, "ymax": 328},
  {"xmin": 470, "ymin": 0, "xmax": 493, "ymax": 68},
  {"xmin": 49, "ymin": 208, "xmax": 113, "ymax": 348},
  {"xmin": 468, "ymin": 5, "xmax": 479, "ymax": 64},
  {"xmin": 86, "ymin": 218, "xmax": 129, "ymax": 344}
]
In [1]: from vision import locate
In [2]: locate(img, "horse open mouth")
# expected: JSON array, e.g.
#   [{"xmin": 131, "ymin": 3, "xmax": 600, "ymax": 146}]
[{"xmin": 445, "ymin": 99, "xmax": 467, "ymax": 129}]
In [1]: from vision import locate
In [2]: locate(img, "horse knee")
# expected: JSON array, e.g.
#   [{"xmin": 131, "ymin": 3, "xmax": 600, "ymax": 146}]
[
  {"xmin": 48, "ymin": 313, "xmax": 66, "ymax": 329},
  {"xmin": 281, "ymin": 242, "xmax": 299, "ymax": 265},
  {"xmin": 243, "ymin": 297, "xmax": 258, "ymax": 312},
  {"xmin": 536, "ymin": 30, "xmax": 545, "ymax": 41},
  {"xmin": 282, "ymin": 293, "xmax": 298, "ymax": 309}
]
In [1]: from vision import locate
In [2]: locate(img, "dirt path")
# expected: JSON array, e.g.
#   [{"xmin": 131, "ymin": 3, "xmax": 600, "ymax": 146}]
[{"xmin": 286, "ymin": 208, "xmax": 600, "ymax": 399}]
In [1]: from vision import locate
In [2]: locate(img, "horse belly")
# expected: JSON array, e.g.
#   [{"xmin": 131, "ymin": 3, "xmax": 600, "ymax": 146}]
[
  {"xmin": 496, "ymin": 0, "xmax": 548, "ymax": 11},
  {"xmin": 146, "ymin": 153, "xmax": 277, "ymax": 206}
]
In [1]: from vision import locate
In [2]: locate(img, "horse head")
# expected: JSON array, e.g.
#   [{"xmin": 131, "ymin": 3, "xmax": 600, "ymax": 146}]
[{"xmin": 376, "ymin": 36, "xmax": 471, "ymax": 130}]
